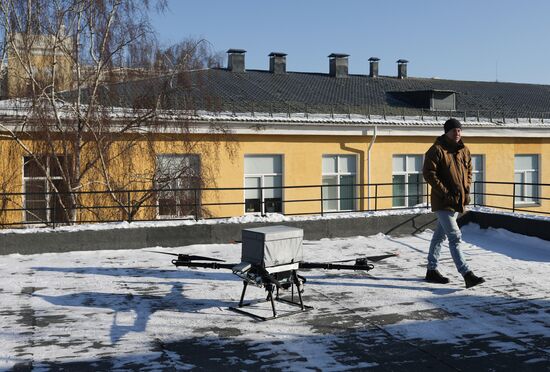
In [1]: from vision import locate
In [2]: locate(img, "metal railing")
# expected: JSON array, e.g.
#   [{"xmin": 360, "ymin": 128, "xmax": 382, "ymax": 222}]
[
  {"xmin": 4, "ymin": 100, "xmax": 550, "ymax": 125},
  {"xmin": 171, "ymin": 98, "xmax": 550, "ymax": 124},
  {"xmin": 472, "ymin": 180, "xmax": 550, "ymax": 215},
  {"xmin": 193, "ymin": 102, "xmax": 550, "ymax": 124},
  {"xmin": 0, "ymin": 180, "xmax": 548, "ymax": 228}
]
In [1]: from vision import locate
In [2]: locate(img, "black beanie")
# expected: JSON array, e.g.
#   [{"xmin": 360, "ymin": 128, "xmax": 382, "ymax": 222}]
[{"xmin": 444, "ymin": 118, "xmax": 462, "ymax": 133}]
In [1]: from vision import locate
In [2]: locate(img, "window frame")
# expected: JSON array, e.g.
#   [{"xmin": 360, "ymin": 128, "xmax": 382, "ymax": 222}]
[
  {"xmin": 321, "ymin": 154, "xmax": 357, "ymax": 212},
  {"xmin": 392, "ymin": 154, "xmax": 424, "ymax": 208},
  {"xmin": 155, "ymin": 154, "xmax": 201, "ymax": 219},
  {"xmin": 243, "ymin": 154, "xmax": 284, "ymax": 215},
  {"xmin": 470, "ymin": 154, "xmax": 485, "ymax": 206},
  {"xmin": 514, "ymin": 154, "xmax": 540, "ymax": 206},
  {"xmin": 22, "ymin": 155, "xmax": 70, "ymax": 224}
]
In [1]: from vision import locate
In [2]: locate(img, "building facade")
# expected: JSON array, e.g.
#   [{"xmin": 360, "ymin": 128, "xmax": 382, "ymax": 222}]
[{"xmin": 1, "ymin": 50, "xmax": 550, "ymax": 226}]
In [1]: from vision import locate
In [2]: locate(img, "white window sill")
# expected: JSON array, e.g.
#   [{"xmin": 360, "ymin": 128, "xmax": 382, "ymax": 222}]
[{"xmin": 514, "ymin": 202, "xmax": 541, "ymax": 208}]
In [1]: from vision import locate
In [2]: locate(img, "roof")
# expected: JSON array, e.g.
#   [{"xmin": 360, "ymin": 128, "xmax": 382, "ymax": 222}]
[
  {"xmin": 97, "ymin": 67, "xmax": 550, "ymax": 120},
  {"xmin": 110, "ymin": 69, "xmax": 550, "ymax": 117}
]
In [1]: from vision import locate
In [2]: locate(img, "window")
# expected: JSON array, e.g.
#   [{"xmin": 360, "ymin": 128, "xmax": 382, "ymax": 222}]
[
  {"xmin": 514, "ymin": 155, "xmax": 539, "ymax": 204},
  {"xmin": 23, "ymin": 156, "xmax": 71, "ymax": 223},
  {"xmin": 470, "ymin": 155, "xmax": 484, "ymax": 205},
  {"xmin": 156, "ymin": 155, "xmax": 200, "ymax": 218},
  {"xmin": 392, "ymin": 155, "xmax": 423, "ymax": 207},
  {"xmin": 322, "ymin": 155, "xmax": 356, "ymax": 212},
  {"xmin": 244, "ymin": 155, "xmax": 282, "ymax": 213}
]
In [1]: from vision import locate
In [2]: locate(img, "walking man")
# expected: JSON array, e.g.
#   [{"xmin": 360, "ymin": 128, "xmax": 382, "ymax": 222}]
[{"xmin": 423, "ymin": 118, "xmax": 485, "ymax": 288}]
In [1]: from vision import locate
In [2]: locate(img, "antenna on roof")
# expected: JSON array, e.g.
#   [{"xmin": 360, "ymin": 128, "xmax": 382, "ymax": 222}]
[{"xmin": 495, "ymin": 60, "xmax": 499, "ymax": 82}]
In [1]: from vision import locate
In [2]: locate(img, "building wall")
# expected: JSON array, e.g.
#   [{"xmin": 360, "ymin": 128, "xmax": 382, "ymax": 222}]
[
  {"xmin": 196, "ymin": 133, "xmax": 550, "ymax": 217},
  {"xmin": 0, "ymin": 138, "xmax": 24, "ymax": 225},
  {"xmin": 0, "ymin": 130, "xmax": 549, "ymax": 226},
  {"xmin": 6, "ymin": 33, "xmax": 73, "ymax": 98}
]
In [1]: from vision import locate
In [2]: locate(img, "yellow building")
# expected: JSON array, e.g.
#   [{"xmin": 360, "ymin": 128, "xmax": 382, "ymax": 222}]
[
  {"xmin": 4, "ymin": 32, "xmax": 74, "ymax": 98},
  {"xmin": 1, "ymin": 49, "xmax": 549, "ymax": 226}
]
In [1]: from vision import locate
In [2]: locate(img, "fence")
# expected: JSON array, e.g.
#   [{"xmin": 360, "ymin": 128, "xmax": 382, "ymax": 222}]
[
  {"xmin": 166, "ymin": 98, "xmax": 550, "ymax": 124},
  {"xmin": 188, "ymin": 101, "xmax": 550, "ymax": 125},
  {"xmin": 0, "ymin": 180, "xmax": 548, "ymax": 229},
  {"xmin": 473, "ymin": 181, "xmax": 550, "ymax": 214},
  {"xmin": 6, "ymin": 101, "xmax": 550, "ymax": 125}
]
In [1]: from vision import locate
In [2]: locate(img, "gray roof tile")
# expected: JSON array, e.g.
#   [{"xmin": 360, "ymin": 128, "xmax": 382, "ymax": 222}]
[{"xmin": 93, "ymin": 68, "xmax": 550, "ymax": 118}]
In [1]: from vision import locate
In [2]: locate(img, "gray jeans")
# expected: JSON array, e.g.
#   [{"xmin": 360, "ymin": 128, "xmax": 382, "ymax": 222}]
[{"xmin": 427, "ymin": 210, "xmax": 470, "ymax": 275}]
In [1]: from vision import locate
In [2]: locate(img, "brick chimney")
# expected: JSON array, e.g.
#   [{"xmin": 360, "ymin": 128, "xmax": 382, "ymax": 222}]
[
  {"xmin": 369, "ymin": 57, "xmax": 380, "ymax": 78},
  {"xmin": 227, "ymin": 49, "xmax": 246, "ymax": 73},
  {"xmin": 328, "ymin": 53, "xmax": 349, "ymax": 78},
  {"xmin": 269, "ymin": 52, "xmax": 287, "ymax": 74},
  {"xmin": 397, "ymin": 59, "xmax": 408, "ymax": 79}
]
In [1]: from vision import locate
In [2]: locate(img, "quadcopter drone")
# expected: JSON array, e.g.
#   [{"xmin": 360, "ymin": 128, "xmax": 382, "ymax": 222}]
[{"xmin": 154, "ymin": 225, "xmax": 397, "ymax": 321}]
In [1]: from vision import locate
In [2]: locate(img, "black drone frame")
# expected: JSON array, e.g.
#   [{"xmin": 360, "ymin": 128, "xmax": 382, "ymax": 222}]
[{"xmin": 155, "ymin": 252, "xmax": 397, "ymax": 321}]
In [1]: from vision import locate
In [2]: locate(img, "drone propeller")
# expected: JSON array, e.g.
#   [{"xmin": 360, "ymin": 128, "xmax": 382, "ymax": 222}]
[
  {"xmin": 364, "ymin": 253, "xmax": 399, "ymax": 262},
  {"xmin": 147, "ymin": 251, "xmax": 225, "ymax": 262},
  {"xmin": 146, "ymin": 250, "xmax": 179, "ymax": 257}
]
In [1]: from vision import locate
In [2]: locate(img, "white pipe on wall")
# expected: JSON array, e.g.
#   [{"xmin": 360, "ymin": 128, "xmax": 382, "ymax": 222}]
[{"xmin": 367, "ymin": 126, "xmax": 377, "ymax": 210}]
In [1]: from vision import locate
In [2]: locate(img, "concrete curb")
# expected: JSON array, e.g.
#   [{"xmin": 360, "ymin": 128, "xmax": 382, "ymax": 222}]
[
  {"xmin": 0, "ymin": 213, "xmax": 438, "ymax": 255},
  {"xmin": 3, "ymin": 211, "xmax": 548, "ymax": 256},
  {"xmin": 466, "ymin": 210, "xmax": 550, "ymax": 241}
]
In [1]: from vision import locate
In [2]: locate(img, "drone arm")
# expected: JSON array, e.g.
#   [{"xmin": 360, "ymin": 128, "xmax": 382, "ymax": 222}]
[
  {"xmin": 299, "ymin": 262, "xmax": 374, "ymax": 271},
  {"xmin": 299, "ymin": 253, "xmax": 397, "ymax": 271}
]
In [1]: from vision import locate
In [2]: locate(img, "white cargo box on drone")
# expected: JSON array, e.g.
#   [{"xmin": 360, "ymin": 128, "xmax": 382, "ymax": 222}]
[{"xmin": 241, "ymin": 225, "xmax": 304, "ymax": 268}]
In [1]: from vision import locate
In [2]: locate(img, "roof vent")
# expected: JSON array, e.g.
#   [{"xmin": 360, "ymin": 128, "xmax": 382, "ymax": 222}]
[
  {"xmin": 328, "ymin": 53, "xmax": 349, "ymax": 78},
  {"xmin": 397, "ymin": 59, "xmax": 408, "ymax": 79},
  {"xmin": 269, "ymin": 52, "xmax": 287, "ymax": 74},
  {"xmin": 369, "ymin": 57, "xmax": 380, "ymax": 78},
  {"xmin": 388, "ymin": 90, "xmax": 456, "ymax": 111},
  {"xmin": 227, "ymin": 49, "xmax": 246, "ymax": 73}
]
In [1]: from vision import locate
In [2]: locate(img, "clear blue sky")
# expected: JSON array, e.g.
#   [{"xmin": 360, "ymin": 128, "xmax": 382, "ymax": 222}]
[{"xmin": 150, "ymin": 0, "xmax": 550, "ymax": 85}]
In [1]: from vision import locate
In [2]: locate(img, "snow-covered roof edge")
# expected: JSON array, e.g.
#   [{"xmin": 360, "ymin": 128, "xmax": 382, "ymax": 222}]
[{"xmin": 1, "ymin": 206, "xmax": 549, "ymax": 235}]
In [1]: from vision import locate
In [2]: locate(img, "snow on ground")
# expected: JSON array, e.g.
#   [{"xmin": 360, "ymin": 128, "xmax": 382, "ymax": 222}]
[
  {"xmin": 0, "ymin": 224, "xmax": 549, "ymax": 370},
  {"xmin": 0, "ymin": 208, "xmax": 433, "ymax": 235},
  {"xmin": 462, "ymin": 224, "xmax": 550, "ymax": 262},
  {"xmin": 3, "ymin": 205, "xmax": 548, "ymax": 236}
]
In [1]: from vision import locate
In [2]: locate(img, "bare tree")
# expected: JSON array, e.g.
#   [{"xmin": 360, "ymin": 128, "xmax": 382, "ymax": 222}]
[
  {"xmin": 0, "ymin": 0, "xmax": 234, "ymax": 227},
  {"xmin": 154, "ymin": 38, "xmax": 223, "ymax": 72}
]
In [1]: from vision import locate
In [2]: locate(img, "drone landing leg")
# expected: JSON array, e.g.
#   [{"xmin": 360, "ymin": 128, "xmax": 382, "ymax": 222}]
[
  {"xmin": 238, "ymin": 281, "xmax": 248, "ymax": 307},
  {"xmin": 229, "ymin": 277, "xmax": 312, "ymax": 321},
  {"xmin": 293, "ymin": 271, "xmax": 305, "ymax": 310},
  {"xmin": 267, "ymin": 285, "xmax": 277, "ymax": 318},
  {"xmin": 275, "ymin": 270, "xmax": 311, "ymax": 313}
]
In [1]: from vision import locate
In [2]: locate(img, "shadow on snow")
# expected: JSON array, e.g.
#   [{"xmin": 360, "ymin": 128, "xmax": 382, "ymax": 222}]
[{"xmin": 31, "ymin": 266, "xmax": 239, "ymax": 344}]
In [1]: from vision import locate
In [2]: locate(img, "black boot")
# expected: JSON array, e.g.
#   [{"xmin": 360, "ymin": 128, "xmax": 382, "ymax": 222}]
[
  {"xmin": 464, "ymin": 271, "xmax": 485, "ymax": 288},
  {"xmin": 425, "ymin": 269, "xmax": 450, "ymax": 284}
]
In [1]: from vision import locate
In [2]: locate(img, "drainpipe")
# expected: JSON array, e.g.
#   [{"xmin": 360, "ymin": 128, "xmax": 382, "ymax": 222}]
[{"xmin": 367, "ymin": 125, "xmax": 377, "ymax": 210}]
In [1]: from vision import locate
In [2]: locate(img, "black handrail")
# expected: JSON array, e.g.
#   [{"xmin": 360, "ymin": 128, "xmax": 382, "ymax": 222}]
[{"xmin": 0, "ymin": 180, "xmax": 548, "ymax": 228}]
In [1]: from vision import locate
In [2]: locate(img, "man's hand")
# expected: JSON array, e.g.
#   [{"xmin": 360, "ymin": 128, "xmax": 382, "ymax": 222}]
[{"xmin": 445, "ymin": 192, "xmax": 460, "ymax": 206}]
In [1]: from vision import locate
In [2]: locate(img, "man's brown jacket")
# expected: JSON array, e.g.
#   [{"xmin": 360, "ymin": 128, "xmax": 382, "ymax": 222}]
[{"xmin": 423, "ymin": 135, "xmax": 472, "ymax": 213}]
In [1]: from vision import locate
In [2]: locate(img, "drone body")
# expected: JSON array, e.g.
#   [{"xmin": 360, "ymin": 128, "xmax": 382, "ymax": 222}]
[{"xmin": 165, "ymin": 225, "xmax": 396, "ymax": 321}]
